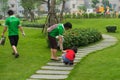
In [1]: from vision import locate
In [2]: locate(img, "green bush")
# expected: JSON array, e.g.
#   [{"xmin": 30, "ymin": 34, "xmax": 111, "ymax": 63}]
[
  {"xmin": 72, "ymin": 13, "xmax": 76, "ymax": 18},
  {"xmin": 0, "ymin": 15, "xmax": 2, "ymax": 19},
  {"xmin": 89, "ymin": 13, "xmax": 96, "ymax": 18},
  {"xmin": 22, "ymin": 22, "xmax": 44, "ymax": 28},
  {"xmin": 96, "ymin": 13, "xmax": 104, "ymax": 18},
  {"xmin": 76, "ymin": 13, "xmax": 83, "ymax": 19},
  {"xmin": 118, "ymin": 14, "xmax": 120, "ymax": 18},
  {"xmin": 63, "ymin": 28, "xmax": 102, "ymax": 49},
  {"xmin": 64, "ymin": 14, "xmax": 71, "ymax": 18},
  {"xmin": 83, "ymin": 13, "xmax": 89, "ymax": 18}
]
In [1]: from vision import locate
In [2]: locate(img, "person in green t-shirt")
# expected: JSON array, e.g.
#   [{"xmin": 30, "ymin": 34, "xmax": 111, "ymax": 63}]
[
  {"xmin": 1, "ymin": 10, "xmax": 25, "ymax": 58},
  {"xmin": 48, "ymin": 22, "xmax": 72, "ymax": 61}
]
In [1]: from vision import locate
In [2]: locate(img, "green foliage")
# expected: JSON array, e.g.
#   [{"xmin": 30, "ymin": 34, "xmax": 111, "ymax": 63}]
[
  {"xmin": 64, "ymin": 13, "xmax": 71, "ymax": 18},
  {"xmin": 21, "ymin": 20, "xmax": 45, "ymax": 28},
  {"xmin": 89, "ymin": 13, "xmax": 96, "ymax": 18},
  {"xmin": 22, "ymin": 22, "xmax": 44, "ymax": 28},
  {"xmin": 64, "ymin": 13, "xmax": 119, "ymax": 19},
  {"xmin": 0, "ymin": 15, "xmax": 2, "ymax": 19},
  {"xmin": 91, "ymin": 0, "xmax": 99, "ymax": 8},
  {"xmin": 102, "ymin": 0, "xmax": 111, "ymax": 9},
  {"xmin": 83, "ymin": 13, "xmax": 89, "ymax": 18},
  {"xmin": 20, "ymin": 0, "xmax": 40, "ymax": 10},
  {"xmin": 63, "ymin": 28, "xmax": 102, "ymax": 49},
  {"xmin": 96, "ymin": 13, "xmax": 104, "ymax": 18},
  {"xmin": 78, "ymin": 5, "xmax": 87, "ymax": 12},
  {"xmin": 118, "ymin": 14, "xmax": 120, "ymax": 18},
  {"xmin": 72, "ymin": 13, "xmax": 76, "ymax": 18},
  {"xmin": 76, "ymin": 13, "xmax": 82, "ymax": 19}
]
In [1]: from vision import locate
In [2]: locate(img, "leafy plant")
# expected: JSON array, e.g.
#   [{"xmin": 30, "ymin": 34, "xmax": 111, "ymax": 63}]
[
  {"xmin": 63, "ymin": 28, "xmax": 102, "ymax": 49},
  {"xmin": 22, "ymin": 22, "xmax": 44, "ymax": 28}
]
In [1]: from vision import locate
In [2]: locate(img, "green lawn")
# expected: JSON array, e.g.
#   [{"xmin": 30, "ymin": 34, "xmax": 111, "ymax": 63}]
[{"xmin": 0, "ymin": 18, "xmax": 120, "ymax": 80}]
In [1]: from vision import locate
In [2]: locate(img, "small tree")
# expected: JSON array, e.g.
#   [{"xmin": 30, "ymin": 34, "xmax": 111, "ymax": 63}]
[
  {"xmin": 102, "ymin": 0, "xmax": 111, "ymax": 10},
  {"xmin": 0, "ymin": 0, "xmax": 8, "ymax": 19},
  {"xmin": 20, "ymin": 0, "xmax": 43, "ymax": 22},
  {"xmin": 42, "ymin": 0, "xmax": 58, "ymax": 34},
  {"xmin": 78, "ymin": 5, "xmax": 87, "ymax": 13},
  {"xmin": 91, "ymin": 0, "xmax": 99, "ymax": 8}
]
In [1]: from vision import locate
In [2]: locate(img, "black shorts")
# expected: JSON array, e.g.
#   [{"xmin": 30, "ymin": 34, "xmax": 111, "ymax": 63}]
[
  {"xmin": 48, "ymin": 35, "xmax": 57, "ymax": 49},
  {"xmin": 9, "ymin": 35, "xmax": 19, "ymax": 46}
]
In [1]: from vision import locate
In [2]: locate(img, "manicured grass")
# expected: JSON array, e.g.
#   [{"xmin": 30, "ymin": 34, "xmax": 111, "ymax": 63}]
[{"xmin": 0, "ymin": 18, "xmax": 120, "ymax": 80}]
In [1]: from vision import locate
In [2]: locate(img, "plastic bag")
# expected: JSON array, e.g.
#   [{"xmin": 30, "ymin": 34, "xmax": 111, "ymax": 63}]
[{"xmin": 0, "ymin": 36, "xmax": 6, "ymax": 45}]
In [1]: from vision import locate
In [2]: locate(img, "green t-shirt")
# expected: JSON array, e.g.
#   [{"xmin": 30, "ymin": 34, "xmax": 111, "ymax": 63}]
[
  {"xmin": 49, "ymin": 24, "xmax": 65, "ymax": 38},
  {"xmin": 5, "ymin": 15, "xmax": 20, "ymax": 36}
]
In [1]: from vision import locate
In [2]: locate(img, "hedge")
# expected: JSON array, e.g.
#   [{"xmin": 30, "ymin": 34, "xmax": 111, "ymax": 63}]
[
  {"xmin": 63, "ymin": 28, "xmax": 103, "ymax": 49},
  {"xmin": 22, "ymin": 22, "xmax": 44, "ymax": 28}
]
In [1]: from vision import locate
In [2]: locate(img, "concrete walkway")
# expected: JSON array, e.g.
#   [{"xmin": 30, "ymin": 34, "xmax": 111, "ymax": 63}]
[{"xmin": 27, "ymin": 34, "xmax": 118, "ymax": 80}]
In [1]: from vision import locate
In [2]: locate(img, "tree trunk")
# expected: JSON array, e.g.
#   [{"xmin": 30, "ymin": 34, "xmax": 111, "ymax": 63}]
[
  {"xmin": 48, "ymin": 0, "xmax": 58, "ymax": 26},
  {"xmin": 47, "ymin": 0, "xmax": 50, "ymax": 12},
  {"xmin": 42, "ymin": 0, "xmax": 58, "ymax": 34},
  {"xmin": 23, "ymin": 10, "xmax": 29, "ymax": 20},
  {"xmin": 28, "ymin": 8, "xmax": 35, "ymax": 22},
  {"xmin": 60, "ymin": 0, "xmax": 66, "ymax": 22},
  {"xmin": 47, "ymin": 0, "xmax": 50, "ymax": 25},
  {"xmin": 30, "ymin": 11, "xmax": 35, "ymax": 22}
]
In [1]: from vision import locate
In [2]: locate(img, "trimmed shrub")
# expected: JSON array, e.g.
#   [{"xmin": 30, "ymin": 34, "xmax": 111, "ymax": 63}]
[
  {"xmin": 63, "ymin": 28, "xmax": 102, "ymax": 49},
  {"xmin": 118, "ymin": 14, "xmax": 120, "ymax": 18},
  {"xmin": 72, "ymin": 13, "xmax": 76, "ymax": 18},
  {"xmin": 106, "ymin": 26, "xmax": 117, "ymax": 32},
  {"xmin": 83, "ymin": 13, "xmax": 89, "ymax": 18},
  {"xmin": 64, "ymin": 14, "xmax": 71, "ymax": 18},
  {"xmin": 22, "ymin": 23, "xmax": 44, "ymax": 28},
  {"xmin": 89, "ymin": 13, "xmax": 96, "ymax": 18},
  {"xmin": 0, "ymin": 15, "xmax": 2, "ymax": 19}
]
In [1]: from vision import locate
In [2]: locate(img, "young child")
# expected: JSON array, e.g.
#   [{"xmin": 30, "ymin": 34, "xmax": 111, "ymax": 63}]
[{"xmin": 62, "ymin": 46, "xmax": 78, "ymax": 65}]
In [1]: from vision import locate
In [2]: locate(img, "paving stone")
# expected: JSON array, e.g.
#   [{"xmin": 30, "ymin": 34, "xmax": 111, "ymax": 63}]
[
  {"xmin": 76, "ymin": 53, "xmax": 89, "ymax": 57},
  {"xmin": 30, "ymin": 74, "xmax": 68, "ymax": 80},
  {"xmin": 74, "ymin": 59, "xmax": 80, "ymax": 62},
  {"xmin": 36, "ymin": 70, "xmax": 70, "ymax": 75},
  {"xmin": 47, "ymin": 62, "xmax": 64, "ymax": 66},
  {"xmin": 41, "ymin": 66, "xmax": 73, "ymax": 71},
  {"xmin": 77, "ymin": 50, "xmax": 87, "ymax": 53},
  {"xmin": 75, "ymin": 57, "xmax": 82, "ymax": 60}
]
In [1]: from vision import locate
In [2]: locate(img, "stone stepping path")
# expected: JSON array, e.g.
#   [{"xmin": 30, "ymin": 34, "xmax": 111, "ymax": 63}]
[{"xmin": 27, "ymin": 34, "xmax": 117, "ymax": 80}]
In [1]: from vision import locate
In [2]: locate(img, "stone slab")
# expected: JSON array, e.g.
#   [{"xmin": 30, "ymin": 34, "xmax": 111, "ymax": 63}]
[
  {"xmin": 30, "ymin": 74, "xmax": 68, "ymax": 80},
  {"xmin": 47, "ymin": 62, "xmax": 65, "ymax": 66},
  {"xmin": 41, "ymin": 66, "xmax": 73, "ymax": 71},
  {"xmin": 36, "ymin": 70, "xmax": 70, "ymax": 75}
]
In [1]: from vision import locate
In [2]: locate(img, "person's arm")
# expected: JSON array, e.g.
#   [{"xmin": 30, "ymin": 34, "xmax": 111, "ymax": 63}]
[
  {"xmin": 19, "ymin": 26, "xmax": 25, "ymax": 36},
  {"xmin": 1, "ymin": 27, "xmax": 7, "ymax": 37},
  {"xmin": 58, "ymin": 36, "xmax": 63, "ymax": 51},
  {"xmin": 58, "ymin": 24, "xmax": 64, "ymax": 51}
]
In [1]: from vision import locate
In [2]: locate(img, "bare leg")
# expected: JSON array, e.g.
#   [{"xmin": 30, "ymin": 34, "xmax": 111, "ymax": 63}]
[
  {"xmin": 51, "ymin": 48, "xmax": 58, "ymax": 59},
  {"xmin": 12, "ymin": 45, "xmax": 18, "ymax": 54},
  {"xmin": 12, "ymin": 45, "xmax": 19, "ymax": 58}
]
